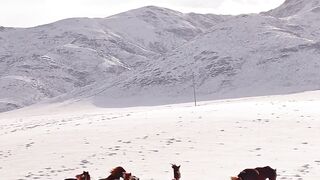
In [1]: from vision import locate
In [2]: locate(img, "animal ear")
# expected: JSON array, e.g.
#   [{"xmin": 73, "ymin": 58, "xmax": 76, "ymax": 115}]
[{"xmin": 178, "ymin": 165, "xmax": 181, "ymax": 168}]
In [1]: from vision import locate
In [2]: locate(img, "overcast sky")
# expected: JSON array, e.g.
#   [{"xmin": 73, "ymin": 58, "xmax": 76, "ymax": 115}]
[{"xmin": 0, "ymin": 0, "xmax": 285, "ymax": 27}]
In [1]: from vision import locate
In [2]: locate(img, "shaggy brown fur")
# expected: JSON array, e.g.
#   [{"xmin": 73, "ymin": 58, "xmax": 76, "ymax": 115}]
[{"xmin": 232, "ymin": 166, "xmax": 277, "ymax": 180}]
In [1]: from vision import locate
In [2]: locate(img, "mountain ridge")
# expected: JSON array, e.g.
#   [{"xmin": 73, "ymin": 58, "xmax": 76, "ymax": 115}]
[{"xmin": 265, "ymin": 0, "xmax": 320, "ymax": 17}]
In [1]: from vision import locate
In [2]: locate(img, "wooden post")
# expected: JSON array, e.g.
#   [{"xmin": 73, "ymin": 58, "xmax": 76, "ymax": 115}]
[{"xmin": 192, "ymin": 72, "xmax": 197, "ymax": 107}]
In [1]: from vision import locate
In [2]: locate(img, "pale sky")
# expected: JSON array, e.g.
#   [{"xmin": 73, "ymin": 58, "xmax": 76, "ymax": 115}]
[{"xmin": 0, "ymin": 0, "xmax": 285, "ymax": 27}]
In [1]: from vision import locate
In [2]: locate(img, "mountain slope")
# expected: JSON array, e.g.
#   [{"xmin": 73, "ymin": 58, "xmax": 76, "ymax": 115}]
[
  {"xmin": 1, "ymin": 2, "xmax": 320, "ymax": 112},
  {"xmin": 0, "ymin": 7, "xmax": 226, "ymax": 112},
  {"xmin": 87, "ymin": 13, "xmax": 320, "ymax": 107},
  {"xmin": 264, "ymin": 0, "xmax": 320, "ymax": 42},
  {"xmin": 0, "ymin": 18, "xmax": 155, "ymax": 112},
  {"xmin": 265, "ymin": 0, "xmax": 320, "ymax": 18}
]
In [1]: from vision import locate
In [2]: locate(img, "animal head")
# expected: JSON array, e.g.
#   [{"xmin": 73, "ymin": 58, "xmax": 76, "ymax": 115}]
[
  {"xmin": 123, "ymin": 172, "xmax": 140, "ymax": 180},
  {"xmin": 130, "ymin": 176, "xmax": 140, "ymax": 180},
  {"xmin": 267, "ymin": 167, "xmax": 277, "ymax": 180},
  {"xmin": 111, "ymin": 166, "xmax": 126, "ymax": 173},
  {"xmin": 171, "ymin": 164, "xmax": 181, "ymax": 171},
  {"xmin": 123, "ymin": 172, "xmax": 132, "ymax": 180},
  {"xmin": 110, "ymin": 166, "xmax": 126, "ymax": 177},
  {"xmin": 257, "ymin": 166, "xmax": 276, "ymax": 180},
  {"xmin": 75, "ymin": 171, "xmax": 90, "ymax": 180}
]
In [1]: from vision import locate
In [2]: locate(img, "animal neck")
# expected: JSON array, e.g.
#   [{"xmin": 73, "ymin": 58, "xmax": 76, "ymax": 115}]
[{"xmin": 174, "ymin": 171, "xmax": 181, "ymax": 179}]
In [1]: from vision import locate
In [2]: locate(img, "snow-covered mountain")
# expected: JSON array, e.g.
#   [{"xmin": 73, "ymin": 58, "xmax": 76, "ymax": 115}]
[
  {"xmin": 265, "ymin": 0, "xmax": 320, "ymax": 18},
  {"xmin": 0, "ymin": 6, "xmax": 227, "ymax": 112},
  {"xmin": 1, "ymin": 1, "xmax": 320, "ymax": 112},
  {"xmin": 265, "ymin": 0, "xmax": 320, "ymax": 41}
]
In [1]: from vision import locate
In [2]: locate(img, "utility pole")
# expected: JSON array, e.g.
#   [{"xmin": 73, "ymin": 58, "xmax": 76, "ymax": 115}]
[{"xmin": 192, "ymin": 72, "xmax": 197, "ymax": 107}]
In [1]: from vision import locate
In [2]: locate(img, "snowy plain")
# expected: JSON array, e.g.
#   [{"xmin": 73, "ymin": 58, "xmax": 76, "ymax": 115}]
[{"xmin": 0, "ymin": 90, "xmax": 319, "ymax": 180}]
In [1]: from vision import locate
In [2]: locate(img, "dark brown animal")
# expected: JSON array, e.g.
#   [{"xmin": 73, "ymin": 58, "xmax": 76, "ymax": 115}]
[
  {"xmin": 231, "ymin": 166, "xmax": 277, "ymax": 180},
  {"xmin": 99, "ymin": 166, "xmax": 126, "ymax": 180},
  {"xmin": 171, "ymin": 164, "xmax": 181, "ymax": 180},
  {"xmin": 65, "ymin": 171, "xmax": 91, "ymax": 180}
]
